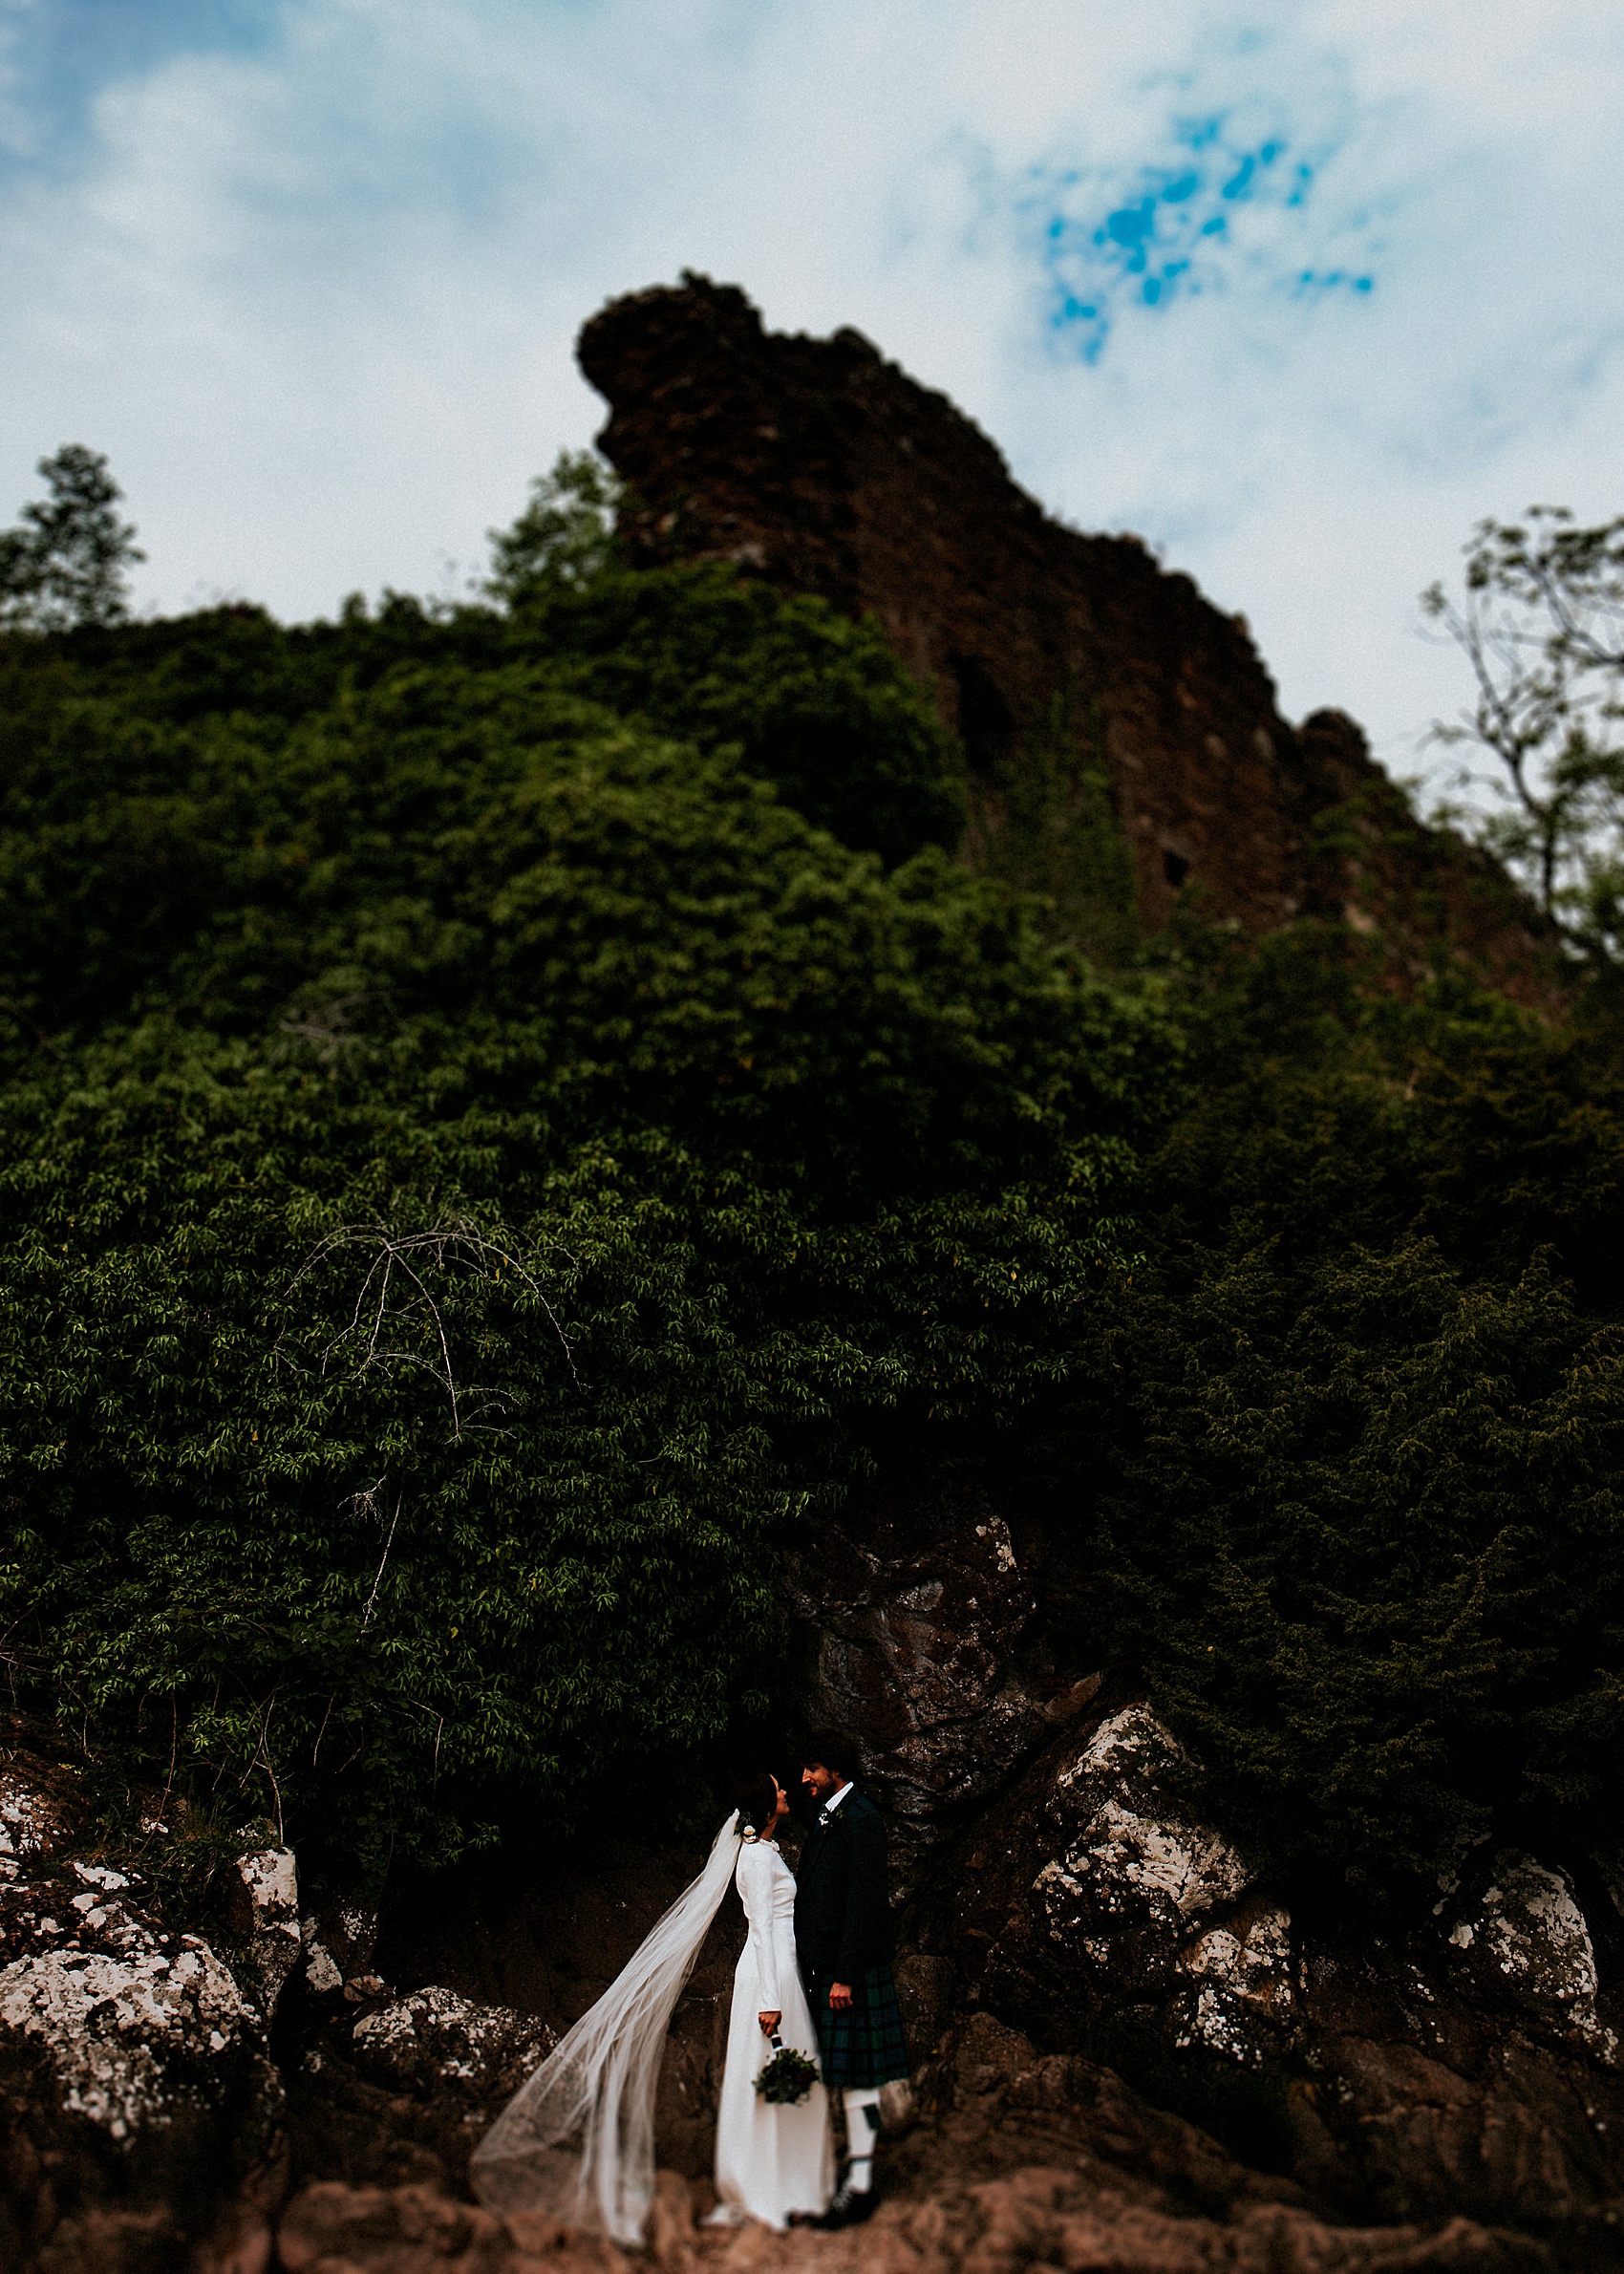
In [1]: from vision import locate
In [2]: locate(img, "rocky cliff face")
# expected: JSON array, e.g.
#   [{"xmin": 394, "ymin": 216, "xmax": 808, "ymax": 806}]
[
  {"xmin": 578, "ymin": 277, "xmax": 1561, "ymax": 1004},
  {"xmin": 908, "ymin": 1697, "xmax": 1624, "ymax": 2242},
  {"xmin": 1, "ymin": 293, "xmax": 1603, "ymax": 2274},
  {"xmin": 10, "ymin": 1580, "xmax": 1624, "ymax": 2268}
]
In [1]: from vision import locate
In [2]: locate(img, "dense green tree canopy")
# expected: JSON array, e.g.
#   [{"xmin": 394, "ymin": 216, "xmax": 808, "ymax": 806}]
[
  {"xmin": 0, "ymin": 554, "xmax": 1164, "ymax": 1873},
  {"xmin": 1041, "ymin": 933, "xmax": 1624, "ymax": 1898},
  {"xmin": 7, "ymin": 460, "xmax": 1624, "ymax": 1910}
]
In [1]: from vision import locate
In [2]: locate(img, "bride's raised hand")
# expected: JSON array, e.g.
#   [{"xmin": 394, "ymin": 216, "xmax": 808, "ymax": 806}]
[{"xmin": 758, "ymin": 2008, "xmax": 782, "ymax": 2036}]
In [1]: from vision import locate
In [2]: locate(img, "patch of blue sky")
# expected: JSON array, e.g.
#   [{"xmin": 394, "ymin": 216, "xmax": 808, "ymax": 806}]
[
  {"xmin": 0, "ymin": 0, "xmax": 281, "ymax": 174},
  {"xmin": 1025, "ymin": 107, "xmax": 1378, "ymax": 363}
]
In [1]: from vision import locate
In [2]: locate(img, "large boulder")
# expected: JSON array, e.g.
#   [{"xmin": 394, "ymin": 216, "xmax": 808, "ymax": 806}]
[
  {"xmin": 1027, "ymin": 1705, "xmax": 1294, "ymax": 2069},
  {"xmin": 1037, "ymin": 1710, "xmax": 1249, "ymax": 1957},
  {"xmin": 916, "ymin": 1702, "xmax": 1624, "ymax": 2238},
  {"xmin": 1289, "ymin": 2030, "xmax": 1622, "ymax": 2234},
  {"xmin": 0, "ymin": 1749, "xmax": 286, "ymax": 2270},
  {"xmin": 787, "ymin": 1463, "xmax": 1055, "ymax": 1889},
  {"xmin": 1040, "ymin": 1706, "xmax": 1249, "ymax": 1932},
  {"xmin": 351, "ymin": 1984, "xmax": 555, "ymax": 2114},
  {"xmin": 0, "ymin": 1868, "xmax": 267, "ymax": 2143},
  {"xmin": 282, "ymin": 1984, "xmax": 557, "ymax": 2201},
  {"xmin": 1441, "ymin": 1854, "xmax": 1616, "ymax": 2063}
]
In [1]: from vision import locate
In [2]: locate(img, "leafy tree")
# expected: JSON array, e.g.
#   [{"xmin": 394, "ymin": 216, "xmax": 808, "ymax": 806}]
[
  {"xmin": 1086, "ymin": 1233, "xmax": 1624, "ymax": 1896},
  {"xmin": 0, "ymin": 445, "xmax": 145, "ymax": 632},
  {"xmin": 484, "ymin": 448, "xmax": 623, "ymax": 606},
  {"xmin": 0, "ymin": 620, "xmax": 1167, "ymax": 1874},
  {"xmin": 508, "ymin": 565, "xmax": 966, "ymax": 867},
  {"xmin": 1424, "ymin": 508, "xmax": 1624, "ymax": 955},
  {"xmin": 1015, "ymin": 926, "xmax": 1624, "ymax": 1900}
]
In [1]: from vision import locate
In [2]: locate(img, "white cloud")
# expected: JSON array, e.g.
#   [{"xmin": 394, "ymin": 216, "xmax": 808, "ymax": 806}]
[{"xmin": 0, "ymin": 0, "xmax": 1621, "ymax": 774}]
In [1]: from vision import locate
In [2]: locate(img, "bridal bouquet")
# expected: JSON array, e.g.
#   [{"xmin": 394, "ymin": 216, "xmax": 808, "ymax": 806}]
[{"xmin": 756, "ymin": 2037, "xmax": 820, "ymax": 2106}]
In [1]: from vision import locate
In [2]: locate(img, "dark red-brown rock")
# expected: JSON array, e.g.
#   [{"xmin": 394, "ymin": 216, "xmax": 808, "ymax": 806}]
[
  {"xmin": 578, "ymin": 278, "xmax": 1563, "ymax": 1006},
  {"xmin": 784, "ymin": 1461, "xmax": 1053, "ymax": 1897},
  {"xmin": 906, "ymin": 1701, "xmax": 1624, "ymax": 2248}
]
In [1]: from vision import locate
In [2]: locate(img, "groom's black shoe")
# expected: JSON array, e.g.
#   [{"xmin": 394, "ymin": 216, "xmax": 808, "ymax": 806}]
[{"xmin": 814, "ymin": 2178, "xmax": 879, "ymax": 2229}]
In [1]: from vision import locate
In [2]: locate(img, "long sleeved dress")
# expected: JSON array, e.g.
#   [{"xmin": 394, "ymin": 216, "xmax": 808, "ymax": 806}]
[{"xmin": 711, "ymin": 1836, "xmax": 834, "ymax": 2229}]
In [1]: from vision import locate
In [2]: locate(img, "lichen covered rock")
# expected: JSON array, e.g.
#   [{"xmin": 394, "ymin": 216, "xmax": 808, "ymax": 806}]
[
  {"xmin": 1034, "ymin": 1707, "xmax": 1268, "ymax": 2027},
  {"xmin": 1175, "ymin": 1902, "xmax": 1296, "ymax": 2065},
  {"xmin": 230, "ymin": 1845, "xmax": 303, "ymax": 2015},
  {"xmin": 1444, "ymin": 1853, "xmax": 1616, "ymax": 2062},
  {"xmin": 2, "ymin": 1926, "xmax": 252, "ymax": 2141},
  {"xmin": 351, "ymin": 1984, "xmax": 555, "ymax": 2110},
  {"xmin": 0, "ymin": 1758, "xmax": 286, "ymax": 2271}
]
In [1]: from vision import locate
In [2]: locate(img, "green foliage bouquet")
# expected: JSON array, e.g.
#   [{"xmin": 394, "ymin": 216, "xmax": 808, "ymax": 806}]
[{"xmin": 755, "ymin": 2038, "xmax": 820, "ymax": 2106}]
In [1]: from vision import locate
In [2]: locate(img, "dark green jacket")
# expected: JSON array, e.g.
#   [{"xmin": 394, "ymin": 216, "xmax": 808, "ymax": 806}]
[{"xmin": 793, "ymin": 1789, "xmax": 893, "ymax": 1982}]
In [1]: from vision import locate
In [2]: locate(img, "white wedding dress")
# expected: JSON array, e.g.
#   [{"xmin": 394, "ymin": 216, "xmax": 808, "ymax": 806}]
[
  {"xmin": 471, "ymin": 1814, "xmax": 832, "ymax": 2247},
  {"xmin": 712, "ymin": 1834, "xmax": 834, "ymax": 2230}
]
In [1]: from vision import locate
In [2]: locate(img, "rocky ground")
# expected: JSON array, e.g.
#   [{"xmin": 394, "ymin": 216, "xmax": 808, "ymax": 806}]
[
  {"xmin": 4, "ymin": 1468, "xmax": 1623, "ymax": 2270},
  {"xmin": 7, "ymin": 1648, "xmax": 1624, "ymax": 2272}
]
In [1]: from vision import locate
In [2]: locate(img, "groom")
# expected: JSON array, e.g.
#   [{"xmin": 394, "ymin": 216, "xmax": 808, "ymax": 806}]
[{"xmin": 795, "ymin": 1733, "xmax": 908, "ymax": 2230}]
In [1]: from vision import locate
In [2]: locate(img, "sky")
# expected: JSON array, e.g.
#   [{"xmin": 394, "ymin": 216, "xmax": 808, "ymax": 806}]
[{"xmin": 3, "ymin": 1, "xmax": 1623, "ymax": 781}]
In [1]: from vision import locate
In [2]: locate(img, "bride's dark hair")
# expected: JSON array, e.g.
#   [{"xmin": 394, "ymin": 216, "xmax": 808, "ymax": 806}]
[{"xmin": 732, "ymin": 1769, "xmax": 780, "ymax": 1838}]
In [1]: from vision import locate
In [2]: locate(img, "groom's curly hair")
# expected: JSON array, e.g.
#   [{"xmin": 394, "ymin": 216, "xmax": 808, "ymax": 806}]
[{"xmin": 798, "ymin": 1730, "xmax": 862, "ymax": 1783}]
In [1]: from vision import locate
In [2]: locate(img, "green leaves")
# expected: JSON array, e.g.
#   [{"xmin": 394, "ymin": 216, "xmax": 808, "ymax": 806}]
[
  {"xmin": 1424, "ymin": 505, "xmax": 1624, "ymax": 955},
  {"xmin": 0, "ymin": 446, "xmax": 144, "ymax": 633},
  {"xmin": 1066, "ymin": 955, "xmax": 1624, "ymax": 1897},
  {"xmin": 484, "ymin": 449, "xmax": 624, "ymax": 607},
  {"xmin": 501, "ymin": 564, "xmax": 966, "ymax": 866},
  {"xmin": 0, "ymin": 595, "xmax": 1163, "ymax": 1872},
  {"xmin": 0, "ymin": 1070, "xmax": 788, "ymax": 1868}
]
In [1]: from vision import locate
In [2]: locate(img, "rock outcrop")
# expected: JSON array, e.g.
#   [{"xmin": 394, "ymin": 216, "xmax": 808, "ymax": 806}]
[
  {"xmin": 9, "ymin": 1682, "xmax": 1622, "ymax": 2270},
  {"xmin": 913, "ymin": 1704, "xmax": 1624, "ymax": 2245},
  {"xmin": 268, "ymin": 2028, "xmax": 1558, "ymax": 2273},
  {"xmin": 349, "ymin": 1986, "xmax": 556, "ymax": 2110},
  {"xmin": 230, "ymin": 1848, "xmax": 303, "ymax": 2016},
  {"xmin": 279, "ymin": 1981, "xmax": 559, "ymax": 2207},
  {"xmin": 785, "ymin": 1462, "xmax": 1055, "ymax": 1896},
  {"xmin": 0, "ymin": 1742, "xmax": 285, "ymax": 2271},
  {"xmin": 578, "ymin": 278, "xmax": 1563, "ymax": 1005}
]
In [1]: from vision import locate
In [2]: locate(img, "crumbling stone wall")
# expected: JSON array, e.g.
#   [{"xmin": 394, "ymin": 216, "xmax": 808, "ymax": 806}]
[{"xmin": 579, "ymin": 276, "xmax": 1562, "ymax": 1003}]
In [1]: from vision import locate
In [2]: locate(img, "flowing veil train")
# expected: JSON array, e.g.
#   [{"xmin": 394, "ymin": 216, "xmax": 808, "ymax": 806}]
[{"xmin": 470, "ymin": 1813, "xmax": 742, "ymax": 2245}]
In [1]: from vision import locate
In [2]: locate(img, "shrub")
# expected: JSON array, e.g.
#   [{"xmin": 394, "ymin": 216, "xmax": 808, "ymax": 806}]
[{"xmin": 0, "ymin": 629, "xmax": 1166, "ymax": 1872}]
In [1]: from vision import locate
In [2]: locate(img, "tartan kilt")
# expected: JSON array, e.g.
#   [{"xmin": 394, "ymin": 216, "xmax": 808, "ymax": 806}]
[{"xmin": 811, "ymin": 1963, "xmax": 909, "ymax": 2090}]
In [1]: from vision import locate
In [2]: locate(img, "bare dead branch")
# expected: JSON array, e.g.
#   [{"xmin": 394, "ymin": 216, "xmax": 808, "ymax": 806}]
[
  {"xmin": 276, "ymin": 1213, "xmax": 581, "ymax": 1436},
  {"xmin": 360, "ymin": 1494, "xmax": 402, "ymax": 1634}
]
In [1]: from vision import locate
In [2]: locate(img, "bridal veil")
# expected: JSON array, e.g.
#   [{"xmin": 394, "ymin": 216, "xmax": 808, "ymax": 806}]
[{"xmin": 470, "ymin": 1812, "xmax": 741, "ymax": 2245}]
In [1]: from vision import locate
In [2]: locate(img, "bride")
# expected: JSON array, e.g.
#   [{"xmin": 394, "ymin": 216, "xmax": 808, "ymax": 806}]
[{"xmin": 470, "ymin": 1771, "xmax": 834, "ymax": 2242}]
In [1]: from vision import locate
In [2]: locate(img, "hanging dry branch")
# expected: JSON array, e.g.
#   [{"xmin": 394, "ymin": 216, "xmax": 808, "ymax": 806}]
[{"xmin": 276, "ymin": 1214, "xmax": 580, "ymax": 1436}]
